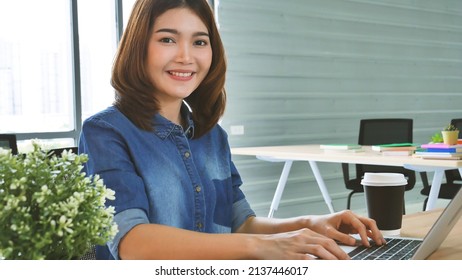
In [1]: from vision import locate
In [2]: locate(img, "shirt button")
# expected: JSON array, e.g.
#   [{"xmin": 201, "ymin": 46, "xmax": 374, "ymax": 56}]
[
  {"xmin": 195, "ymin": 185, "xmax": 201, "ymax": 192},
  {"xmin": 184, "ymin": 151, "xmax": 190, "ymax": 158},
  {"xmin": 197, "ymin": 222, "xmax": 203, "ymax": 229}
]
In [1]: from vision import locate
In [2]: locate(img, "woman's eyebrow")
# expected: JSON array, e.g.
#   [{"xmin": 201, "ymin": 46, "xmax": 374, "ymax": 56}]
[{"xmin": 155, "ymin": 28, "xmax": 209, "ymax": 37}]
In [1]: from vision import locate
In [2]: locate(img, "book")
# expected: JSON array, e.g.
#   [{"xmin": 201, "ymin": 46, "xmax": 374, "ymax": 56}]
[
  {"xmin": 371, "ymin": 143, "xmax": 416, "ymax": 152},
  {"xmin": 414, "ymin": 151, "xmax": 462, "ymax": 160},
  {"xmin": 425, "ymin": 148, "xmax": 462, "ymax": 153},
  {"xmin": 320, "ymin": 144, "xmax": 362, "ymax": 150},
  {"xmin": 420, "ymin": 143, "xmax": 462, "ymax": 149},
  {"xmin": 415, "ymin": 151, "xmax": 462, "ymax": 156},
  {"xmin": 416, "ymin": 155, "xmax": 462, "ymax": 160},
  {"xmin": 381, "ymin": 150, "xmax": 414, "ymax": 156}
]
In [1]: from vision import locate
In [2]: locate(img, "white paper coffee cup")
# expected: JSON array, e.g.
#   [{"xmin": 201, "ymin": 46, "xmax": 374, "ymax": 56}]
[{"xmin": 361, "ymin": 173, "xmax": 407, "ymax": 236}]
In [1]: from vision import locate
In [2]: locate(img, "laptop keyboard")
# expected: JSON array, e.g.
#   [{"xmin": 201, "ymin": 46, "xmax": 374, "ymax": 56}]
[{"xmin": 349, "ymin": 238, "xmax": 422, "ymax": 260}]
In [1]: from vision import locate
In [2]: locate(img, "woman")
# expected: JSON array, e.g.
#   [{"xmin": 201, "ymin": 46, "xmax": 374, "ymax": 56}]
[{"xmin": 79, "ymin": 0, "xmax": 385, "ymax": 260}]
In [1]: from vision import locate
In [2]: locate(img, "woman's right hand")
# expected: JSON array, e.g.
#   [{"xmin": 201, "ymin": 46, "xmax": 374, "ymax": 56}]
[{"xmin": 252, "ymin": 228, "xmax": 350, "ymax": 260}]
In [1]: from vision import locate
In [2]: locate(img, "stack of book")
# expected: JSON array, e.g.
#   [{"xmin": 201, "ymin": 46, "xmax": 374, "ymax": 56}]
[
  {"xmin": 415, "ymin": 143, "xmax": 462, "ymax": 159},
  {"xmin": 319, "ymin": 144, "xmax": 363, "ymax": 153},
  {"xmin": 371, "ymin": 143, "xmax": 417, "ymax": 156}
]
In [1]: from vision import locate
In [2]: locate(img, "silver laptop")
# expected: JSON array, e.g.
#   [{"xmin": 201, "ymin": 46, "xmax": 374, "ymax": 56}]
[{"xmin": 342, "ymin": 187, "xmax": 462, "ymax": 260}]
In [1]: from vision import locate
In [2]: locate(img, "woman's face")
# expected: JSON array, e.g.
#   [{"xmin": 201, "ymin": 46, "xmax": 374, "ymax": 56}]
[{"xmin": 147, "ymin": 8, "xmax": 212, "ymax": 106}]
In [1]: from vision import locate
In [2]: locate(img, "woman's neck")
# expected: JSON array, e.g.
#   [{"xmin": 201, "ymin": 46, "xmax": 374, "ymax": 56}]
[{"xmin": 158, "ymin": 101, "xmax": 183, "ymax": 126}]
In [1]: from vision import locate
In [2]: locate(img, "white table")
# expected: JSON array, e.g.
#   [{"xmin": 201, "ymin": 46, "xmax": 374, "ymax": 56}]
[{"xmin": 231, "ymin": 145, "xmax": 462, "ymax": 217}]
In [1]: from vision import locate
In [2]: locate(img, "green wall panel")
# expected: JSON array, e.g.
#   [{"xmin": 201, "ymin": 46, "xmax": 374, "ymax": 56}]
[{"xmin": 218, "ymin": 0, "xmax": 462, "ymax": 217}]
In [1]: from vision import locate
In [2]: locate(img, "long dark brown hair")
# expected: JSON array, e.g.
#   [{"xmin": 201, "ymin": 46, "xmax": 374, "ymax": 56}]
[{"xmin": 111, "ymin": 0, "xmax": 226, "ymax": 138}]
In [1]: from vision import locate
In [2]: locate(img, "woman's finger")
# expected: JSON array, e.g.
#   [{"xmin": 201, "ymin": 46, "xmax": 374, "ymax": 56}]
[
  {"xmin": 357, "ymin": 216, "xmax": 387, "ymax": 245},
  {"xmin": 300, "ymin": 234, "xmax": 350, "ymax": 260}
]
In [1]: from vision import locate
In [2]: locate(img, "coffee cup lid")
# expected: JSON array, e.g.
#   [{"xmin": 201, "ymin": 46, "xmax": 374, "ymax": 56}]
[{"xmin": 361, "ymin": 172, "xmax": 407, "ymax": 186}]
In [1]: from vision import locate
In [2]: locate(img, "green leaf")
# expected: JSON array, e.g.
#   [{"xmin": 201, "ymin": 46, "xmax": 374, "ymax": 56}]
[{"xmin": 0, "ymin": 143, "xmax": 118, "ymax": 260}]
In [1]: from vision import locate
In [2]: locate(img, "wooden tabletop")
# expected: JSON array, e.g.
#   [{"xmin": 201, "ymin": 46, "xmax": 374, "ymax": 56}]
[
  {"xmin": 231, "ymin": 145, "xmax": 462, "ymax": 168},
  {"xmin": 401, "ymin": 209, "xmax": 462, "ymax": 260}
]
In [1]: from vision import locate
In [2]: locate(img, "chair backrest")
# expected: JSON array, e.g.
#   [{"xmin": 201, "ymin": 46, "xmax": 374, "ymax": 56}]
[
  {"xmin": 0, "ymin": 134, "xmax": 18, "ymax": 155},
  {"xmin": 450, "ymin": 118, "xmax": 462, "ymax": 139},
  {"xmin": 356, "ymin": 119, "xmax": 416, "ymax": 188},
  {"xmin": 47, "ymin": 147, "xmax": 78, "ymax": 158},
  {"xmin": 445, "ymin": 118, "xmax": 462, "ymax": 182},
  {"xmin": 358, "ymin": 118, "xmax": 413, "ymax": 146}
]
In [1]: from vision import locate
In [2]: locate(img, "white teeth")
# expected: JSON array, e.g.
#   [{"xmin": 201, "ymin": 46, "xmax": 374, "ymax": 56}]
[{"xmin": 170, "ymin": 71, "xmax": 192, "ymax": 77}]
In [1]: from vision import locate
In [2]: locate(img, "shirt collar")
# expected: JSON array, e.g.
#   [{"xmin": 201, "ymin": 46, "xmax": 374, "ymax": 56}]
[{"xmin": 152, "ymin": 103, "xmax": 195, "ymax": 140}]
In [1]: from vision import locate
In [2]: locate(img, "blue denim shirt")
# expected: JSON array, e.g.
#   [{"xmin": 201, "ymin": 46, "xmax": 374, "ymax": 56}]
[{"xmin": 79, "ymin": 105, "xmax": 255, "ymax": 259}]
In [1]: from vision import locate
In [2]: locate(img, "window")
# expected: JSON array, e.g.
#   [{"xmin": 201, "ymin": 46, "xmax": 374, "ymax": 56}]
[
  {"xmin": 78, "ymin": 0, "xmax": 118, "ymax": 121},
  {"xmin": 0, "ymin": 1, "xmax": 74, "ymax": 134},
  {"xmin": 0, "ymin": 0, "xmax": 129, "ymax": 151},
  {"xmin": 122, "ymin": 0, "xmax": 136, "ymax": 29}
]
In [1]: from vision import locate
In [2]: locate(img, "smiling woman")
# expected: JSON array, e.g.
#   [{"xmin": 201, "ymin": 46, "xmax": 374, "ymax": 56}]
[
  {"xmin": 79, "ymin": 0, "xmax": 385, "ymax": 261},
  {"xmin": 146, "ymin": 8, "xmax": 213, "ymax": 124},
  {"xmin": 111, "ymin": 0, "xmax": 226, "ymax": 137}
]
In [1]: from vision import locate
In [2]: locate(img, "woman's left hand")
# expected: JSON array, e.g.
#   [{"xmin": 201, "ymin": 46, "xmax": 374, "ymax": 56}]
[{"xmin": 308, "ymin": 210, "xmax": 386, "ymax": 247}]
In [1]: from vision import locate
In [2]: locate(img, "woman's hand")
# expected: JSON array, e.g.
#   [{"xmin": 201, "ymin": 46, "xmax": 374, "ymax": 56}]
[
  {"xmin": 252, "ymin": 228, "xmax": 351, "ymax": 260},
  {"xmin": 307, "ymin": 210, "xmax": 386, "ymax": 247},
  {"xmin": 236, "ymin": 211, "xmax": 385, "ymax": 260}
]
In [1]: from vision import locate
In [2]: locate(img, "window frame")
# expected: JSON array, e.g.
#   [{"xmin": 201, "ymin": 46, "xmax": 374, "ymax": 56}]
[
  {"xmin": 12, "ymin": 0, "xmax": 124, "ymax": 145},
  {"xmin": 12, "ymin": 0, "xmax": 217, "ymax": 145}
]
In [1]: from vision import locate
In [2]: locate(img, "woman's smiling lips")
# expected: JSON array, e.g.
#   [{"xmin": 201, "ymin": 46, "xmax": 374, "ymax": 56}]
[{"xmin": 168, "ymin": 70, "xmax": 195, "ymax": 81}]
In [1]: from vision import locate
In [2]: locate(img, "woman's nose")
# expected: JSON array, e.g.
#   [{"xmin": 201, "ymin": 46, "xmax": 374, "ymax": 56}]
[{"xmin": 175, "ymin": 43, "xmax": 192, "ymax": 63}]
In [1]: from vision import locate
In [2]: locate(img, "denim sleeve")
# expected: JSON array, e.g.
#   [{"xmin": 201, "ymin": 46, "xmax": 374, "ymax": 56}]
[
  {"xmin": 229, "ymin": 144, "xmax": 255, "ymax": 231},
  {"xmin": 107, "ymin": 208, "xmax": 149, "ymax": 260},
  {"xmin": 232, "ymin": 198, "xmax": 256, "ymax": 232},
  {"xmin": 79, "ymin": 117, "xmax": 150, "ymax": 215}
]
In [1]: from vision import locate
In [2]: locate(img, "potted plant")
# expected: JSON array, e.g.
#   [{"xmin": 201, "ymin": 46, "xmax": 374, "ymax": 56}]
[
  {"xmin": 441, "ymin": 124, "xmax": 459, "ymax": 145},
  {"xmin": 0, "ymin": 143, "xmax": 118, "ymax": 260},
  {"xmin": 430, "ymin": 132, "xmax": 443, "ymax": 143}
]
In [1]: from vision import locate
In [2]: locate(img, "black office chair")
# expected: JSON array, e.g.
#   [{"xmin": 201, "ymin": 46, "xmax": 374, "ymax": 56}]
[
  {"xmin": 79, "ymin": 244, "xmax": 97, "ymax": 260},
  {"xmin": 342, "ymin": 119, "xmax": 418, "ymax": 211},
  {"xmin": 47, "ymin": 146, "xmax": 78, "ymax": 157},
  {"xmin": 420, "ymin": 118, "xmax": 462, "ymax": 210},
  {"xmin": 0, "ymin": 134, "xmax": 18, "ymax": 155}
]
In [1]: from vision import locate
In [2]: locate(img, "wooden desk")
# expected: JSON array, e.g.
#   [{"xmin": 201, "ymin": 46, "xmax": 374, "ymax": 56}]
[
  {"xmin": 231, "ymin": 145, "xmax": 462, "ymax": 216},
  {"xmin": 401, "ymin": 209, "xmax": 462, "ymax": 259}
]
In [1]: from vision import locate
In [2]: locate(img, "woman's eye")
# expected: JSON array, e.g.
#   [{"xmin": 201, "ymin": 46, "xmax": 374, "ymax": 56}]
[
  {"xmin": 194, "ymin": 40, "xmax": 208, "ymax": 46},
  {"xmin": 160, "ymin": 38, "xmax": 175, "ymax": 43}
]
